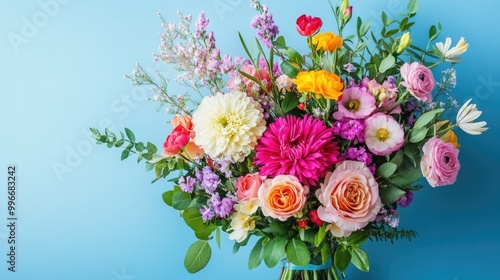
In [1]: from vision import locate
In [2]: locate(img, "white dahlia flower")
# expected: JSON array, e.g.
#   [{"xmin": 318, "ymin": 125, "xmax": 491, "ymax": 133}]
[{"xmin": 192, "ymin": 91, "xmax": 266, "ymax": 163}]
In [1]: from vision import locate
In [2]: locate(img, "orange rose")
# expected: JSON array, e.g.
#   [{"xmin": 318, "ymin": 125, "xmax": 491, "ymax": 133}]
[{"xmin": 257, "ymin": 175, "xmax": 309, "ymax": 221}]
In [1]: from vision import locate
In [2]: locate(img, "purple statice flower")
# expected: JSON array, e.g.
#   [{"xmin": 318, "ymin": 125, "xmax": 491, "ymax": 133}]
[
  {"xmin": 397, "ymin": 191, "xmax": 414, "ymax": 207},
  {"xmin": 341, "ymin": 146, "xmax": 376, "ymax": 174},
  {"xmin": 200, "ymin": 205, "xmax": 215, "ymax": 222},
  {"xmin": 343, "ymin": 63, "xmax": 355, "ymax": 73},
  {"xmin": 200, "ymin": 166, "xmax": 220, "ymax": 193},
  {"xmin": 332, "ymin": 118, "xmax": 365, "ymax": 143},
  {"xmin": 250, "ymin": 5, "xmax": 279, "ymax": 48},
  {"xmin": 178, "ymin": 176, "xmax": 197, "ymax": 193},
  {"xmin": 213, "ymin": 158, "xmax": 232, "ymax": 178},
  {"xmin": 194, "ymin": 12, "xmax": 209, "ymax": 39},
  {"xmin": 208, "ymin": 193, "xmax": 234, "ymax": 219},
  {"xmin": 376, "ymin": 208, "xmax": 400, "ymax": 228},
  {"xmin": 219, "ymin": 54, "xmax": 234, "ymax": 74}
]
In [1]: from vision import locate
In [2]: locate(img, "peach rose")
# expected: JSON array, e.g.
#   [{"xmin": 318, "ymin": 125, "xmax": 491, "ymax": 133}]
[
  {"xmin": 258, "ymin": 175, "xmax": 309, "ymax": 221},
  {"xmin": 316, "ymin": 160, "xmax": 381, "ymax": 237},
  {"xmin": 235, "ymin": 173, "xmax": 265, "ymax": 201}
]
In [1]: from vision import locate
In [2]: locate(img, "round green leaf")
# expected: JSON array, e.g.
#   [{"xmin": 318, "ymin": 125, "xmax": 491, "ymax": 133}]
[
  {"xmin": 172, "ymin": 191, "xmax": 191, "ymax": 210},
  {"xmin": 285, "ymin": 238, "xmax": 310, "ymax": 267},
  {"xmin": 334, "ymin": 247, "xmax": 351, "ymax": 272},
  {"xmin": 263, "ymin": 237, "xmax": 287, "ymax": 268},
  {"xmin": 184, "ymin": 240, "xmax": 211, "ymax": 273}
]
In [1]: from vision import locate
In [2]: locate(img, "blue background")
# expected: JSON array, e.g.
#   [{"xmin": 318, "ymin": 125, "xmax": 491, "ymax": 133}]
[{"xmin": 1, "ymin": 0, "xmax": 498, "ymax": 279}]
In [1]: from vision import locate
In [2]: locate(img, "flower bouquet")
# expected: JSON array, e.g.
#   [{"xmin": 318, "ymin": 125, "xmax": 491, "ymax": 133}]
[{"xmin": 91, "ymin": 0, "xmax": 487, "ymax": 279}]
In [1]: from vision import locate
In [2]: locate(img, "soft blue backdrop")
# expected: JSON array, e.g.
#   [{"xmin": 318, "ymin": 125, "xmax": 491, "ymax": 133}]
[{"xmin": 1, "ymin": 0, "xmax": 498, "ymax": 279}]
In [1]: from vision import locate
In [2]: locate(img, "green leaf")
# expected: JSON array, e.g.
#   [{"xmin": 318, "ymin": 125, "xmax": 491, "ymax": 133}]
[
  {"xmin": 378, "ymin": 54, "xmax": 395, "ymax": 73},
  {"xmin": 346, "ymin": 230, "xmax": 369, "ymax": 246},
  {"xmin": 286, "ymin": 47, "xmax": 303, "ymax": 65},
  {"xmin": 215, "ymin": 227, "xmax": 221, "ymax": 249},
  {"xmin": 172, "ymin": 190, "xmax": 192, "ymax": 210},
  {"xmin": 409, "ymin": 127, "xmax": 428, "ymax": 143},
  {"xmin": 376, "ymin": 162, "xmax": 398, "ymax": 178},
  {"xmin": 280, "ymin": 61, "xmax": 299, "ymax": 78},
  {"xmin": 145, "ymin": 162, "xmax": 155, "ymax": 172},
  {"xmin": 282, "ymin": 93, "xmax": 299, "ymax": 113},
  {"xmin": 162, "ymin": 190, "xmax": 174, "ymax": 206},
  {"xmin": 146, "ymin": 142, "xmax": 158, "ymax": 154},
  {"xmin": 350, "ymin": 247, "xmax": 370, "ymax": 272},
  {"xmin": 184, "ymin": 240, "xmax": 211, "ymax": 273},
  {"xmin": 135, "ymin": 142, "xmax": 145, "ymax": 152},
  {"xmin": 314, "ymin": 224, "xmax": 327, "ymax": 247},
  {"xmin": 389, "ymin": 158, "xmax": 422, "ymax": 185},
  {"xmin": 121, "ymin": 149, "xmax": 130, "ymax": 161},
  {"xmin": 273, "ymin": 36, "xmax": 286, "ymax": 49},
  {"xmin": 183, "ymin": 208, "xmax": 206, "ymax": 232},
  {"xmin": 413, "ymin": 108, "xmax": 444, "ymax": 129},
  {"xmin": 248, "ymin": 238, "xmax": 265, "ymax": 270},
  {"xmin": 270, "ymin": 219, "xmax": 289, "ymax": 237},
  {"xmin": 124, "ymin": 127, "xmax": 135, "ymax": 142},
  {"xmin": 334, "ymin": 247, "xmax": 351, "ymax": 272},
  {"xmin": 390, "ymin": 149, "xmax": 405, "ymax": 167},
  {"xmin": 114, "ymin": 139, "xmax": 125, "ymax": 147},
  {"xmin": 428, "ymin": 25, "xmax": 437, "ymax": 40},
  {"xmin": 285, "ymin": 239, "xmax": 310, "ymax": 267},
  {"xmin": 263, "ymin": 237, "xmax": 287, "ymax": 268},
  {"xmin": 379, "ymin": 186, "xmax": 406, "ymax": 204},
  {"xmin": 407, "ymin": 0, "xmax": 420, "ymax": 15}
]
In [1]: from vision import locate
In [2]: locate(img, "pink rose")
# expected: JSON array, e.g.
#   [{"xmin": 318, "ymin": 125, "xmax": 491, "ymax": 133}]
[
  {"xmin": 258, "ymin": 175, "xmax": 309, "ymax": 221},
  {"xmin": 316, "ymin": 160, "xmax": 381, "ymax": 237},
  {"xmin": 296, "ymin": 14, "xmax": 323, "ymax": 36},
  {"xmin": 420, "ymin": 136, "xmax": 461, "ymax": 187},
  {"xmin": 400, "ymin": 62, "xmax": 435, "ymax": 103},
  {"xmin": 235, "ymin": 173, "xmax": 265, "ymax": 201},
  {"xmin": 226, "ymin": 64, "xmax": 271, "ymax": 94},
  {"xmin": 163, "ymin": 125, "xmax": 190, "ymax": 156}
]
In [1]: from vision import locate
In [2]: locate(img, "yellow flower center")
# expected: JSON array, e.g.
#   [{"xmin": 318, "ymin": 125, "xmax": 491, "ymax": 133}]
[
  {"xmin": 215, "ymin": 114, "xmax": 242, "ymax": 136},
  {"xmin": 347, "ymin": 99, "xmax": 360, "ymax": 112},
  {"xmin": 376, "ymin": 128, "xmax": 389, "ymax": 141}
]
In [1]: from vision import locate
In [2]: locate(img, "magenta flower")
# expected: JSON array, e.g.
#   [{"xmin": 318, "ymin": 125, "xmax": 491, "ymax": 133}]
[
  {"xmin": 254, "ymin": 115, "xmax": 339, "ymax": 187},
  {"xmin": 336, "ymin": 86, "xmax": 376, "ymax": 119}
]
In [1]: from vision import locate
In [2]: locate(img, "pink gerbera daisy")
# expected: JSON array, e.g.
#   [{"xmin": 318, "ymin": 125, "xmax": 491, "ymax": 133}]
[
  {"xmin": 254, "ymin": 115, "xmax": 339, "ymax": 186},
  {"xmin": 335, "ymin": 86, "xmax": 376, "ymax": 119}
]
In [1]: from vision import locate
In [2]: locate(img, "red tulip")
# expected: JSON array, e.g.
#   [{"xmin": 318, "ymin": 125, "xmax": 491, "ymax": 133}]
[{"xmin": 296, "ymin": 14, "xmax": 323, "ymax": 36}]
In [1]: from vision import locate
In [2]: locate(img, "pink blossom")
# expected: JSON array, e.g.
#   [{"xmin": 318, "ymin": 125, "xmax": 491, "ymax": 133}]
[
  {"xmin": 364, "ymin": 113, "xmax": 404, "ymax": 156},
  {"xmin": 420, "ymin": 136, "xmax": 461, "ymax": 187},
  {"xmin": 400, "ymin": 62, "xmax": 436, "ymax": 103},
  {"xmin": 254, "ymin": 115, "xmax": 339, "ymax": 187},
  {"xmin": 336, "ymin": 86, "xmax": 376, "ymax": 119}
]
